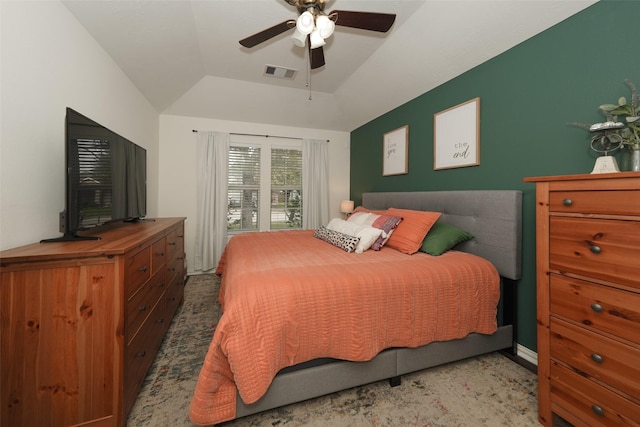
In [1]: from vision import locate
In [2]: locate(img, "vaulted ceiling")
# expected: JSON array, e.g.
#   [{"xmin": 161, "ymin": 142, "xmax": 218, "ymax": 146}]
[{"xmin": 62, "ymin": 0, "xmax": 597, "ymax": 132}]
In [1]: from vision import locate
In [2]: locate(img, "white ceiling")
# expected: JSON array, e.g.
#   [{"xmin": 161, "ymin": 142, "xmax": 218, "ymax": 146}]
[{"xmin": 62, "ymin": 0, "xmax": 597, "ymax": 132}]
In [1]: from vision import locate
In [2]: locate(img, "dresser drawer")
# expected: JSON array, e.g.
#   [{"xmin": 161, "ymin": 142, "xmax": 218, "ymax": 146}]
[
  {"xmin": 550, "ymin": 274, "xmax": 640, "ymax": 344},
  {"xmin": 166, "ymin": 252, "xmax": 182, "ymax": 283},
  {"xmin": 124, "ymin": 299, "xmax": 167, "ymax": 413},
  {"xmin": 550, "ymin": 360, "xmax": 640, "ymax": 426},
  {"xmin": 166, "ymin": 228, "xmax": 178, "ymax": 260},
  {"xmin": 550, "ymin": 317, "xmax": 640, "ymax": 400},
  {"xmin": 166, "ymin": 274, "xmax": 184, "ymax": 319},
  {"xmin": 151, "ymin": 237, "xmax": 167, "ymax": 273},
  {"xmin": 125, "ymin": 246, "xmax": 151, "ymax": 299},
  {"xmin": 550, "ymin": 190, "xmax": 640, "ymax": 215},
  {"xmin": 125, "ymin": 268, "xmax": 166, "ymax": 345},
  {"xmin": 549, "ymin": 217, "xmax": 640, "ymax": 289}
]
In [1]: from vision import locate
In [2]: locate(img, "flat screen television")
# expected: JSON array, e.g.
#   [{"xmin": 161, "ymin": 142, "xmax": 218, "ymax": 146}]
[{"xmin": 42, "ymin": 108, "xmax": 147, "ymax": 242}]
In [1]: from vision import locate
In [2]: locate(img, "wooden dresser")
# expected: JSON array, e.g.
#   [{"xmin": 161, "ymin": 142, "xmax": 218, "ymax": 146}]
[
  {"xmin": 524, "ymin": 173, "xmax": 640, "ymax": 426},
  {"xmin": 0, "ymin": 218, "xmax": 185, "ymax": 427}
]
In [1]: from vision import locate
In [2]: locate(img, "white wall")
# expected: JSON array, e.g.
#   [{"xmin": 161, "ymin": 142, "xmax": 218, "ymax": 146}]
[
  {"xmin": 158, "ymin": 114, "xmax": 351, "ymax": 275},
  {"xmin": 0, "ymin": 1, "xmax": 159, "ymax": 250},
  {"xmin": 0, "ymin": 1, "xmax": 351, "ymax": 258}
]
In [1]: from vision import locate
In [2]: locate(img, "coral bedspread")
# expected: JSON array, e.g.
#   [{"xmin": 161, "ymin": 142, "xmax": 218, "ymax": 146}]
[{"xmin": 189, "ymin": 230, "xmax": 500, "ymax": 425}]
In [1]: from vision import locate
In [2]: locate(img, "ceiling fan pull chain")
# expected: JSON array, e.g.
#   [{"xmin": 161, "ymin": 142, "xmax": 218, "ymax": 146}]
[{"xmin": 307, "ymin": 47, "xmax": 312, "ymax": 100}]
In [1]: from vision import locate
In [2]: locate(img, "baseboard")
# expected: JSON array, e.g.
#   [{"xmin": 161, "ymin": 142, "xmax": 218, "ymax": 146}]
[
  {"xmin": 499, "ymin": 343, "xmax": 537, "ymax": 374},
  {"xmin": 516, "ymin": 343, "xmax": 538, "ymax": 366}
]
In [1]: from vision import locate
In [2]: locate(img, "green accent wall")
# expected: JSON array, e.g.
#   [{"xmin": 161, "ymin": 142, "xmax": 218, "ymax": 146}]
[{"xmin": 350, "ymin": 0, "xmax": 640, "ymax": 352}]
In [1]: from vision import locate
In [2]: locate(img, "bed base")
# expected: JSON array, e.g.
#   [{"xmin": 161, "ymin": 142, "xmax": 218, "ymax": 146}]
[
  {"xmin": 236, "ymin": 325, "xmax": 513, "ymax": 418},
  {"xmin": 234, "ymin": 190, "xmax": 522, "ymax": 420}
]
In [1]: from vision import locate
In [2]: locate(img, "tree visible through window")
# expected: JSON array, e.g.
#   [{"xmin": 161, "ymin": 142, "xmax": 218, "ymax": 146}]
[{"xmin": 271, "ymin": 148, "xmax": 302, "ymax": 229}]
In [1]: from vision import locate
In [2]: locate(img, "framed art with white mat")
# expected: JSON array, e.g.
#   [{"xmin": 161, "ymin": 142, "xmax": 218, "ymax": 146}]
[
  {"xmin": 383, "ymin": 125, "xmax": 409, "ymax": 176},
  {"xmin": 434, "ymin": 98, "xmax": 480, "ymax": 170}
]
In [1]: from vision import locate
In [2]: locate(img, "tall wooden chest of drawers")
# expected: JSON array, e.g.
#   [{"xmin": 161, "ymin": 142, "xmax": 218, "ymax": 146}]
[
  {"xmin": 0, "ymin": 218, "xmax": 185, "ymax": 427},
  {"xmin": 524, "ymin": 173, "xmax": 640, "ymax": 426}
]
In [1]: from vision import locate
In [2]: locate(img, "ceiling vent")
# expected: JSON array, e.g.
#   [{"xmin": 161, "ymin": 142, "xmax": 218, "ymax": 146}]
[{"xmin": 264, "ymin": 65, "xmax": 297, "ymax": 80}]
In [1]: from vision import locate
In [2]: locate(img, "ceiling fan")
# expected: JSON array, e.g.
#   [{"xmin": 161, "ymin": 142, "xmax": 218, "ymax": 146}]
[{"xmin": 239, "ymin": 0, "xmax": 396, "ymax": 70}]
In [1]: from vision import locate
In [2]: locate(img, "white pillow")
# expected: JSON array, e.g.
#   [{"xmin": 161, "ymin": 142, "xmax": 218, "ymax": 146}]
[
  {"xmin": 346, "ymin": 212, "xmax": 374, "ymax": 225},
  {"xmin": 326, "ymin": 218, "xmax": 383, "ymax": 253}
]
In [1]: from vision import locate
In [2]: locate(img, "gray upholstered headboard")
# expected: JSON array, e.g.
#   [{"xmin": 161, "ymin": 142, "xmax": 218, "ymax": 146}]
[{"xmin": 362, "ymin": 190, "xmax": 522, "ymax": 280}]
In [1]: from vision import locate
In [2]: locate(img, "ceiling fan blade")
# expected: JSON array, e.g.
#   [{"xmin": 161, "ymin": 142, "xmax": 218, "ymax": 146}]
[
  {"xmin": 310, "ymin": 45, "xmax": 325, "ymax": 69},
  {"xmin": 239, "ymin": 20, "xmax": 296, "ymax": 48},
  {"xmin": 331, "ymin": 10, "xmax": 396, "ymax": 32}
]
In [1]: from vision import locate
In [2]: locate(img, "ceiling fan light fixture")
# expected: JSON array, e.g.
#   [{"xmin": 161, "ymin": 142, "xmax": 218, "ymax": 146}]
[
  {"xmin": 309, "ymin": 28, "xmax": 325, "ymax": 49},
  {"xmin": 315, "ymin": 15, "xmax": 335, "ymax": 39},
  {"xmin": 291, "ymin": 28, "xmax": 307, "ymax": 47},
  {"xmin": 296, "ymin": 11, "xmax": 314, "ymax": 35}
]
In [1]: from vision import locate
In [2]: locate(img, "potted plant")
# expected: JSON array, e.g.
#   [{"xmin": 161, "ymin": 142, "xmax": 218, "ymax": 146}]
[{"xmin": 599, "ymin": 79, "xmax": 640, "ymax": 171}]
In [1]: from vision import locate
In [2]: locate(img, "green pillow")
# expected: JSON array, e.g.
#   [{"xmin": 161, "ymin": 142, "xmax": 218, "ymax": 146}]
[{"xmin": 419, "ymin": 221, "xmax": 474, "ymax": 256}]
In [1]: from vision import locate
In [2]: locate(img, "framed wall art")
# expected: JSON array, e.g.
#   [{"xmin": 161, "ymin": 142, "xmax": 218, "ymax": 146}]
[
  {"xmin": 383, "ymin": 125, "xmax": 408, "ymax": 176},
  {"xmin": 433, "ymin": 97, "xmax": 480, "ymax": 170}
]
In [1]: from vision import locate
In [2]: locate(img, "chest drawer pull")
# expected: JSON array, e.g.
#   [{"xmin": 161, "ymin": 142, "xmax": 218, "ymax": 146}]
[
  {"xmin": 137, "ymin": 351, "xmax": 146, "ymax": 358},
  {"xmin": 590, "ymin": 303, "xmax": 604, "ymax": 312},
  {"xmin": 591, "ymin": 405, "xmax": 605, "ymax": 417},
  {"xmin": 589, "ymin": 245, "xmax": 601, "ymax": 254},
  {"xmin": 138, "ymin": 266, "xmax": 148, "ymax": 272},
  {"xmin": 562, "ymin": 198, "xmax": 573, "ymax": 206},
  {"xmin": 590, "ymin": 353, "xmax": 604, "ymax": 364},
  {"xmin": 138, "ymin": 305, "xmax": 148, "ymax": 312}
]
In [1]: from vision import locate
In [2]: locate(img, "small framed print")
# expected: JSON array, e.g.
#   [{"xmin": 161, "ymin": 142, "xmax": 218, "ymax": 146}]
[
  {"xmin": 383, "ymin": 125, "xmax": 408, "ymax": 176},
  {"xmin": 434, "ymin": 97, "xmax": 480, "ymax": 170}
]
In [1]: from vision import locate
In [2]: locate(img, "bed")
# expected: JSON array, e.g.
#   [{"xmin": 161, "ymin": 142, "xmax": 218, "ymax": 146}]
[{"xmin": 189, "ymin": 190, "xmax": 522, "ymax": 425}]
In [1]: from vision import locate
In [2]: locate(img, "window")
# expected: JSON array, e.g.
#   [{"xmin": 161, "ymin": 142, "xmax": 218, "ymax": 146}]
[
  {"xmin": 227, "ymin": 138, "xmax": 302, "ymax": 233},
  {"xmin": 227, "ymin": 145, "xmax": 260, "ymax": 232},
  {"xmin": 271, "ymin": 148, "xmax": 302, "ymax": 229}
]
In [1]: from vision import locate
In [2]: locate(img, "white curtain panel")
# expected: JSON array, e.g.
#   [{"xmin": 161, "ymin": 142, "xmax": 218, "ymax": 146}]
[
  {"xmin": 302, "ymin": 139, "xmax": 330, "ymax": 229},
  {"xmin": 194, "ymin": 131, "xmax": 229, "ymax": 272}
]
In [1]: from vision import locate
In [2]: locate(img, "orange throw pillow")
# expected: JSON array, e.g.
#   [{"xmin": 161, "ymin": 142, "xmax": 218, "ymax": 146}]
[{"xmin": 384, "ymin": 208, "xmax": 441, "ymax": 254}]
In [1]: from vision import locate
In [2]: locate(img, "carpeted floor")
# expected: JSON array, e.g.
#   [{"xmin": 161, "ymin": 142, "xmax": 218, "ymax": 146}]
[{"xmin": 127, "ymin": 274, "xmax": 540, "ymax": 427}]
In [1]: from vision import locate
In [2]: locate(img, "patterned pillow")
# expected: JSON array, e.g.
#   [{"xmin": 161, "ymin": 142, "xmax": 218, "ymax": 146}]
[
  {"xmin": 314, "ymin": 226, "xmax": 360, "ymax": 253},
  {"xmin": 326, "ymin": 218, "xmax": 383, "ymax": 253},
  {"xmin": 346, "ymin": 211, "xmax": 402, "ymax": 250}
]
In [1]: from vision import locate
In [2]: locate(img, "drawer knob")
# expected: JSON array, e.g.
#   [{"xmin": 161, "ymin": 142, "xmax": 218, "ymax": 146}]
[
  {"xmin": 138, "ymin": 305, "xmax": 148, "ymax": 312},
  {"xmin": 590, "ymin": 353, "xmax": 604, "ymax": 364},
  {"xmin": 589, "ymin": 245, "xmax": 601, "ymax": 254},
  {"xmin": 158, "ymin": 251, "xmax": 165, "ymax": 256},
  {"xmin": 591, "ymin": 303, "xmax": 604, "ymax": 312},
  {"xmin": 591, "ymin": 405, "xmax": 605, "ymax": 417},
  {"xmin": 158, "ymin": 282, "xmax": 165, "ymax": 288},
  {"xmin": 168, "ymin": 242, "xmax": 176, "ymax": 246},
  {"xmin": 562, "ymin": 198, "xmax": 573, "ymax": 206},
  {"xmin": 137, "ymin": 351, "xmax": 146, "ymax": 358},
  {"xmin": 138, "ymin": 266, "xmax": 148, "ymax": 272}
]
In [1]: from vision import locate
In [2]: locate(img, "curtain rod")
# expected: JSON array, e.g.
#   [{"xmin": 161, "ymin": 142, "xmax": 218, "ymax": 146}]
[{"xmin": 192, "ymin": 129, "xmax": 329, "ymax": 142}]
